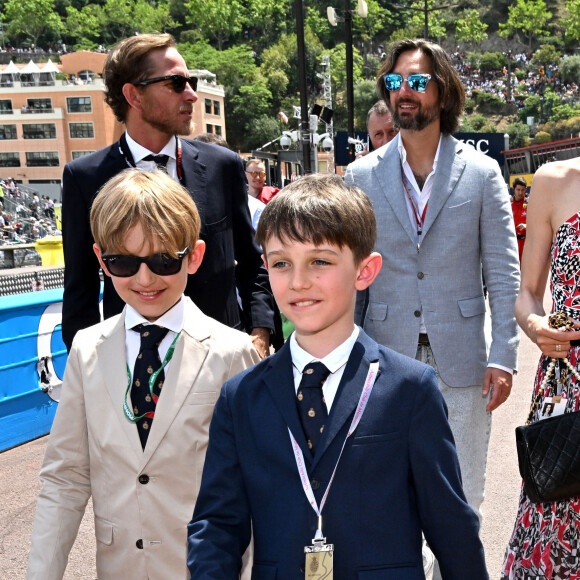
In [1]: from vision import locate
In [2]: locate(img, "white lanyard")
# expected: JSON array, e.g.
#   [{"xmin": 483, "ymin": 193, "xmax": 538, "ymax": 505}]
[{"xmin": 288, "ymin": 361, "xmax": 380, "ymax": 539}]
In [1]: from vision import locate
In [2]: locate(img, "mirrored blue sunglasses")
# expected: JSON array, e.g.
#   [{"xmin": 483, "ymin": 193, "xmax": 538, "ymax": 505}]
[{"xmin": 384, "ymin": 73, "xmax": 432, "ymax": 92}]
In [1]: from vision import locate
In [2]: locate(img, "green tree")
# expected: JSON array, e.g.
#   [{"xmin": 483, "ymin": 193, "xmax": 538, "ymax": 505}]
[
  {"xmin": 409, "ymin": 0, "xmax": 446, "ymax": 39},
  {"xmin": 530, "ymin": 44, "xmax": 561, "ymax": 68},
  {"xmin": 246, "ymin": 0, "xmax": 292, "ymax": 46},
  {"xmin": 65, "ymin": 5, "xmax": 103, "ymax": 49},
  {"xmin": 563, "ymin": 0, "xmax": 580, "ymax": 43},
  {"xmin": 560, "ymin": 55, "xmax": 580, "ymax": 84},
  {"xmin": 505, "ymin": 121, "xmax": 530, "ymax": 148},
  {"xmin": 2, "ymin": 0, "xmax": 64, "ymax": 47},
  {"xmin": 353, "ymin": 80, "xmax": 380, "ymax": 131},
  {"xmin": 455, "ymin": 9, "xmax": 488, "ymax": 45},
  {"xmin": 498, "ymin": 0, "xmax": 553, "ymax": 50},
  {"xmin": 185, "ymin": 0, "xmax": 243, "ymax": 50},
  {"xmin": 352, "ymin": 0, "xmax": 390, "ymax": 43}
]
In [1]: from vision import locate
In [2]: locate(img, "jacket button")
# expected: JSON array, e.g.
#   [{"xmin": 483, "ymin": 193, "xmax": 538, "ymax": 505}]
[
  {"xmin": 138, "ymin": 474, "xmax": 149, "ymax": 484},
  {"xmin": 414, "ymin": 310, "xmax": 421, "ymax": 318},
  {"xmin": 417, "ymin": 271, "xmax": 424, "ymax": 279},
  {"xmin": 310, "ymin": 479, "xmax": 320, "ymax": 490},
  {"xmin": 136, "ymin": 539, "xmax": 143, "ymax": 549}
]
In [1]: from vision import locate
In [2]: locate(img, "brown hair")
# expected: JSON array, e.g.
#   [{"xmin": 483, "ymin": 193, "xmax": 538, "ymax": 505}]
[
  {"xmin": 90, "ymin": 168, "xmax": 200, "ymax": 256},
  {"xmin": 513, "ymin": 177, "xmax": 527, "ymax": 188},
  {"xmin": 366, "ymin": 100, "xmax": 391, "ymax": 128},
  {"xmin": 376, "ymin": 38, "xmax": 465, "ymax": 135},
  {"xmin": 256, "ymin": 173, "xmax": 376, "ymax": 264},
  {"xmin": 103, "ymin": 33, "xmax": 176, "ymax": 123}
]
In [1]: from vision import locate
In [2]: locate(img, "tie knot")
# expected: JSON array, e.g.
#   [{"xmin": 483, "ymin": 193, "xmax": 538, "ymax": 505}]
[
  {"xmin": 142, "ymin": 154, "xmax": 169, "ymax": 170},
  {"xmin": 133, "ymin": 324, "xmax": 169, "ymax": 349},
  {"xmin": 300, "ymin": 362, "xmax": 331, "ymax": 388}
]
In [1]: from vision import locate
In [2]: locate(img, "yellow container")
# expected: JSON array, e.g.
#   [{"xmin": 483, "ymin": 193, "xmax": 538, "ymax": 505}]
[{"xmin": 35, "ymin": 236, "xmax": 64, "ymax": 266}]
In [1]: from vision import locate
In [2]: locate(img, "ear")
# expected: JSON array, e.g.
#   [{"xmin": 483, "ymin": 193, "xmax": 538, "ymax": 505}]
[
  {"xmin": 355, "ymin": 252, "xmax": 382, "ymax": 291},
  {"xmin": 187, "ymin": 240, "xmax": 206, "ymax": 275},
  {"xmin": 122, "ymin": 82, "xmax": 143, "ymax": 113},
  {"xmin": 261, "ymin": 253, "xmax": 268, "ymax": 271},
  {"xmin": 93, "ymin": 243, "xmax": 112, "ymax": 278}
]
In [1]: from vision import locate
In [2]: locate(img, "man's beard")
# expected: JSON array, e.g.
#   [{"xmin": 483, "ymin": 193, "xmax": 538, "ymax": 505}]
[
  {"xmin": 142, "ymin": 105, "xmax": 193, "ymax": 137},
  {"xmin": 392, "ymin": 99, "xmax": 440, "ymax": 132}
]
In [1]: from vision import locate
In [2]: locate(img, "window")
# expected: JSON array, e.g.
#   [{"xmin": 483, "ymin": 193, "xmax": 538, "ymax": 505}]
[
  {"xmin": 213, "ymin": 100, "xmax": 220, "ymax": 116},
  {"xmin": 205, "ymin": 99, "xmax": 212, "ymax": 114},
  {"xmin": 26, "ymin": 98, "xmax": 52, "ymax": 113},
  {"xmin": 0, "ymin": 125, "xmax": 17, "ymax": 139},
  {"xmin": 23, "ymin": 123, "xmax": 56, "ymax": 139},
  {"xmin": 69, "ymin": 122, "xmax": 94, "ymax": 139},
  {"xmin": 0, "ymin": 152, "xmax": 20, "ymax": 167},
  {"xmin": 206, "ymin": 124, "xmax": 213, "ymax": 133},
  {"xmin": 215, "ymin": 125, "xmax": 222, "ymax": 136},
  {"xmin": 66, "ymin": 96, "xmax": 92, "ymax": 113},
  {"xmin": 26, "ymin": 151, "xmax": 59, "ymax": 167},
  {"xmin": 72, "ymin": 150, "xmax": 94, "ymax": 160},
  {"xmin": 0, "ymin": 99, "xmax": 13, "ymax": 114}
]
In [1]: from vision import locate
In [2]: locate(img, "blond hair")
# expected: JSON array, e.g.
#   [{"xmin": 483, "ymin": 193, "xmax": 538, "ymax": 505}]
[
  {"xmin": 256, "ymin": 173, "xmax": 376, "ymax": 264},
  {"xmin": 90, "ymin": 168, "xmax": 200, "ymax": 256}
]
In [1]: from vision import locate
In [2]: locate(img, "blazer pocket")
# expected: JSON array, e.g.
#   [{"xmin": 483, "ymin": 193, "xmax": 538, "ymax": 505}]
[
  {"xmin": 202, "ymin": 215, "xmax": 229, "ymax": 237},
  {"xmin": 252, "ymin": 563, "xmax": 277, "ymax": 579},
  {"xmin": 358, "ymin": 563, "xmax": 422, "ymax": 579},
  {"xmin": 94, "ymin": 516, "xmax": 114, "ymax": 546},
  {"xmin": 368, "ymin": 302, "xmax": 388, "ymax": 321},
  {"xmin": 457, "ymin": 295, "xmax": 486, "ymax": 318},
  {"xmin": 352, "ymin": 432, "xmax": 400, "ymax": 445},
  {"xmin": 184, "ymin": 391, "xmax": 218, "ymax": 405}
]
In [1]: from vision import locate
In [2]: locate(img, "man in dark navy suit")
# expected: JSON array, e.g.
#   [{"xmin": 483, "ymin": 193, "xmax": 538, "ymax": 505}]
[{"xmin": 61, "ymin": 34, "xmax": 277, "ymax": 356}]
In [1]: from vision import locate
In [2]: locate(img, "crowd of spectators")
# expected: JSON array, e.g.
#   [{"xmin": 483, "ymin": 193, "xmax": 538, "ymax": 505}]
[
  {"xmin": 0, "ymin": 181, "xmax": 58, "ymax": 244},
  {"xmin": 452, "ymin": 48, "xmax": 580, "ymax": 107}
]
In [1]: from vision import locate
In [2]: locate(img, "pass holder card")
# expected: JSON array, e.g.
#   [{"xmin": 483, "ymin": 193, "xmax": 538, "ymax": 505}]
[
  {"xmin": 304, "ymin": 538, "xmax": 333, "ymax": 580},
  {"xmin": 540, "ymin": 395, "xmax": 567, "ymax": 420}
]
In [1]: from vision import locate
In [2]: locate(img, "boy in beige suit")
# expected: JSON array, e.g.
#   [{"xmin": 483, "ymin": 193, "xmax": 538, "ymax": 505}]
[{"xmin": 27, "ymin": 169, "xmax": 259, "ymax": 579}]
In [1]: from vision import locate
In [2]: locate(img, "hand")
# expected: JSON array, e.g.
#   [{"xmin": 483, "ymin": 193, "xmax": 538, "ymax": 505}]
[
  {"xmin": 355, "ymin": 147, "xmax": 369, "ymax": 160},
  {"xmin": 250, "ymin": 327, "xmax": 270, "ymax": 359},
  {"xmin": 530, "ymin": 314, "xmax": 580, "ymax": 358},
  {"xmin": 516, "ymin": 223, "xmax": 526, "ymax": 232},
  {"xmin": 483, "ymin": 368, "xmax": 512, "ymax": 412}
]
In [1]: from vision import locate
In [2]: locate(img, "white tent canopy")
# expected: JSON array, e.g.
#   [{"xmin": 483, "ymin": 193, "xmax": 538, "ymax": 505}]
[
  {"xmin": 20, "ymin": 60, "xmax": 41, "ymax": 74},
  {"xmin": 41, "ymin": 59, "xmax": 60, "ymax": 74},
  {"xmin": 2, "ymin": 60, "xmax": 19, "ymax": 75}
]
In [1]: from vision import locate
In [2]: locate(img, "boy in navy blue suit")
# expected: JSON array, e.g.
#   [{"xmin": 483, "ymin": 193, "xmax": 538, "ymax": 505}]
[{"xmin": 188, "ymin": 174, "xmax": 488, "ymax": 579}]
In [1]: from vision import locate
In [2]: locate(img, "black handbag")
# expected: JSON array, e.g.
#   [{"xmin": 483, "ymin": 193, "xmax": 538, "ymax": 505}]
[{"xmin": 516, "ymin": 312, "xmax": 580, "ymax": 504}]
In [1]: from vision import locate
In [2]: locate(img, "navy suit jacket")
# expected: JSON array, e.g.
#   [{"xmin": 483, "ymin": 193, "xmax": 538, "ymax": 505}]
[
  {"xmin": 188, "ymin": 330, "xmax": 488, "ymax": 579},
  {"xmin": 61, "ymin": 137, "xmax": 277, "ymax": 351}
]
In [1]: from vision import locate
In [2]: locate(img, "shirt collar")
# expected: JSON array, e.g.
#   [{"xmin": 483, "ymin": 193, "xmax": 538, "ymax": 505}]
[
  {"xmin": 289, "ymin": 326, "xmax": 360, "ymax": 374},
  {"xmin": 125, "ymin": 295, "xmax": 185, "ymax": 335},
  {"xmin": 125, "ymin": 131, "xmax": 176, "ymax": 163},
  {"xmin": 396, "ymin": 132, "xmax": 442, "ymax": 173}
]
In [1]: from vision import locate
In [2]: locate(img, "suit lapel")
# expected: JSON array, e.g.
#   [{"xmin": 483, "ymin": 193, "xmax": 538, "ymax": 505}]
[
  {"xmin": 312, "ymin": 332, "xmax": 380, "ymax": 469},
  {"xmin": 421, "ymin": 135, "xmax": 466, "ymax": 238},
  {"xmin": 140, "ymin": 299, "xmax": 210, "ymax": 465},
  {"xmin": 179, "ymin": 140, "xmax": 208, "ymax": 225},
  {"xmin": 373, "ymin": 144, "xmax": 417, "ymax": 244},
  {"xmin": 97, "ymin": 312, "xmax": 143, "ymax": 459},
  {"xmin": 262, "ymin": 342, "xmax": 314, "ymax": 463}
]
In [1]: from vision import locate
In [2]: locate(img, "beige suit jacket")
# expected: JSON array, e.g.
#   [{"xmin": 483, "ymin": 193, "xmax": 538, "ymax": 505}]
[{"xmin": 27, "ymin": 298, "xmax": 259, "ymax": 579}]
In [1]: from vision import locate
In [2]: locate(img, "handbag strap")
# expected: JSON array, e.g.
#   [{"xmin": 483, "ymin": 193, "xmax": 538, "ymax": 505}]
[{"xmin": 526, "ymin": 311, "xmax": 579, "ymax": 425}]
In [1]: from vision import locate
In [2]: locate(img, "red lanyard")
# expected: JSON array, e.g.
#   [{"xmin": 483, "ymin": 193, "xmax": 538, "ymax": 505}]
[{"xmin": 402, "ymin": 172, "xmax": 428, "ymax": 236}]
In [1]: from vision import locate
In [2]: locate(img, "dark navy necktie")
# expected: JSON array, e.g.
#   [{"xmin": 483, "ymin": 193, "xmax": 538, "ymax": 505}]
[
  {"xmin": 131, "ymin": 324, "xmax": 169, "ymax": 449},
  {"xmin": 142, "ymin": 154, "xmax": 169, "ymax": 171},
  {"xmin": 297, "ymin": 362, "xmax": 331, "ymax": 455}
]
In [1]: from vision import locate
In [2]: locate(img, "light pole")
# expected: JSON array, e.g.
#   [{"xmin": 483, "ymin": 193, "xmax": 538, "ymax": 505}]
[
  {"xmin": 328, "ymin": 0, "xmax": 368, "ymax": 163},
  {"xmin": 294, "ymin": 0, "xmax": 311, "ymax": 173},
  {"xmin": 393, "ymin": 1, "xmax": 460, "ymax": 39}
]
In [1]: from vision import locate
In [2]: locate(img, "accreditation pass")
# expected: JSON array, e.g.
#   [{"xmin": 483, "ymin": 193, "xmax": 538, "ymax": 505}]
[{"xmin": 304, "ymin": 538, "xmax": 333, "ymax": 580}]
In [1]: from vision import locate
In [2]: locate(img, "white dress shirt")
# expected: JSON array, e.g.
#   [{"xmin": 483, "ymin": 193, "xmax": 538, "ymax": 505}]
[
  {"xmin": 125, "ymin": 296, "xmax": 184, "ymax": 376},
  {"xmin": 125, "ymin": 132, "xmax": 178, "ymax": 181},
  {"xmin": 290, "ymin": 326, "xmax": 360, "ymax": 412}
]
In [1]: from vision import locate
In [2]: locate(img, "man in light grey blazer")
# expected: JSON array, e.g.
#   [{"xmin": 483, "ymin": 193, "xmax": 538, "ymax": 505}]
[{"xmin": 345, "ymin": 38, "xmax": 520, "ymax": 578}]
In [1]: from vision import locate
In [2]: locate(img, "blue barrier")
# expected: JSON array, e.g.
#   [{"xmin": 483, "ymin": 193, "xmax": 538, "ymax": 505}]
[{"xmin": 0, "ymin": 288, "xmax": 67, "ymax": 452}]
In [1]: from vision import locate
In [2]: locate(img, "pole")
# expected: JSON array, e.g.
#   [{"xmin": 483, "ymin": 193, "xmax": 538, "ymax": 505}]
[
  {"xmin": 424, "ymin": 0, "xmax": 429, "ymax": 39},
  {"xmin": 295, "ymin": 0, "xmax": 312, "ymax": 174},
  {"xmin": 345, "ymin": 3, "xmax": 355, "ymax": 163}
]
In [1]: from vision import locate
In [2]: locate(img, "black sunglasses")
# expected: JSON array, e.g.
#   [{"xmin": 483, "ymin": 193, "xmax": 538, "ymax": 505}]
[
  {"xmin": 133, "ymin": 74, "xmax": 198, "ymax": 93},
  {"xmin": 101, "ymin": 247, "xmax": 190, "ymax": 277},
  {"xmin": 384, "ymin": 73, "xmax": 432, "ymax": 92}
]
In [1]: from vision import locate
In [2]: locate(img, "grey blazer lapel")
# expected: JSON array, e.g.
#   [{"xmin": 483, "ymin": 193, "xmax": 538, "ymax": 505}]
[
  {"xmin": 421, "ymin": 135, "xmax": 466, "ymax": 238},
  {"xmin": 97, "ymin": 312, "xmax": 143, "ymax": 458},
  {"xmin": 373, "ymin": 145, "xmax": 417, "ymax": 244}
]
